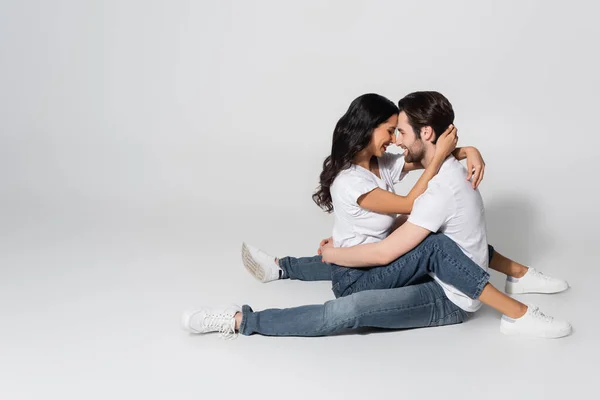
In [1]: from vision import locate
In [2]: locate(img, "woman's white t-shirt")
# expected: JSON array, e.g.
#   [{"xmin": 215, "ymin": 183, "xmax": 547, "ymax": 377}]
[{"xmin": 330, "ymin": 153, "xmax": 407, "ymax": 248}]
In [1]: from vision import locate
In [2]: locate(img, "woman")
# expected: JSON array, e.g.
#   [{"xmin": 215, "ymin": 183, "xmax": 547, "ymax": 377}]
[{"xmin": 182, "ymin": 94, "xmax": 570, "ymax": 339}]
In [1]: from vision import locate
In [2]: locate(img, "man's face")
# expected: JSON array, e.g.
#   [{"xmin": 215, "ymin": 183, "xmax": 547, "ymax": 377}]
[{"xmin": 395, "ymin": 111, "xmax": 425, "ymax": 163}]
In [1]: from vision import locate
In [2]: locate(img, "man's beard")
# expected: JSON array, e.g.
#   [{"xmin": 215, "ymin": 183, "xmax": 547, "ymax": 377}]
[{"xmin": 404, "ymin": 140, "xmax": 425, "ymax": 163}]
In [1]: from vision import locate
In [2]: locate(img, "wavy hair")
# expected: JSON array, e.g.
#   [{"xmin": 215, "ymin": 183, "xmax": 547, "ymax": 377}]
[{"xmin": 312, "ymin": 94, "xmax": 398, "ymax": 212}]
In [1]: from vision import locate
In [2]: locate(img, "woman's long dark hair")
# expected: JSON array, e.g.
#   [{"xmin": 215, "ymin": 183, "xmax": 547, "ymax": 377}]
[{"xmin": 312, "ymin": 93, "xmax": 399, "ymax": 212}]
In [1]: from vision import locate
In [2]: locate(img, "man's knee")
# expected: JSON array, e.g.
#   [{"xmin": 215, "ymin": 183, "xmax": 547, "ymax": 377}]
[{"xmin": 323, "ymin": 295, "xmax": 361, "ymax": 321}]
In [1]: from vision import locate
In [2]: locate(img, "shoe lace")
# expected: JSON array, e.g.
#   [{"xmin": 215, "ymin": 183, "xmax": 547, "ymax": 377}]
[
  {"xmin": 530, "ymin": 307, "xmax": 553, "ymax": 323},
  {"xmin": 530, "ymin": 269, "xmax": 552, "ymax": 281},
  {"xmin": 204, "ymin": 313, "xmax": 238, "ymax": 339}
]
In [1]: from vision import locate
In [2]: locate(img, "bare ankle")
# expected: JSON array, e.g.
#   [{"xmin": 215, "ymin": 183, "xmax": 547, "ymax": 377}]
[
  {"xmin": 507, "ymin": 303, "xmax": 528, "ymax": 319},
  {"xmin": 234, "ymin": 312, "xmax": 242, "ymax": 331},
  {"xmin": 274, "ymin": 258, "xmax": 279, "ymax": 266},
  {"xmin": 512, "ymin": 265, "xmax": 528, "ymax": 279}
]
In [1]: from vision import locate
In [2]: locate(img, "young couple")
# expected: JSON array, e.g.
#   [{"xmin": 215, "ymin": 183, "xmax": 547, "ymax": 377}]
[{"xmin": 182, "ymin": 91, "xmax": 571, "ymax": 339}]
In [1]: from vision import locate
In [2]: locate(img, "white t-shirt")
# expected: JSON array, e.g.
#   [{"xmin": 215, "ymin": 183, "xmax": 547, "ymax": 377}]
[
  {"xmin": 331, "ymin": 153, "xmax": 407, "ymax": 248},
  {"xmin": 408, "ymin": 157, "xmax": 489, "ymax": 312}
]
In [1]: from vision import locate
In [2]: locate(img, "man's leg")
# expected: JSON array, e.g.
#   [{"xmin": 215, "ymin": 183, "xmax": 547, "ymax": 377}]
[
  {"xmin": 329, "ymin": 235, "xmax": 571, "ymax": 337},
  {"xmin": 337, "ymin": 233, "xmax": 490, "ymax": 300},
  {"xmin": 237, "ymin": 280, "xmax": 468, "ymax": 337}
]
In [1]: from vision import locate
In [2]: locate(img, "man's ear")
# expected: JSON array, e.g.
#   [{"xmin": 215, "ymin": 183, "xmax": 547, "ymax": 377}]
[{"xmin": 420, "ymin": 126, "xmax": 435, "ymax": 142}]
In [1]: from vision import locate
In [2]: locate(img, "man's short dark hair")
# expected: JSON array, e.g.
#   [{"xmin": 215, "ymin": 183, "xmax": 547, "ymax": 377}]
[{"xmin": 397, "ymin": 91, "xmax": 455, "ymax": 143}]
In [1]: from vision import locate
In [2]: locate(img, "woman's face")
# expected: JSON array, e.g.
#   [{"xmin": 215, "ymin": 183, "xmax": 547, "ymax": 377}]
[{"xmin": 368, "ymin": 114, "xmax": 398, "ymax": 157}]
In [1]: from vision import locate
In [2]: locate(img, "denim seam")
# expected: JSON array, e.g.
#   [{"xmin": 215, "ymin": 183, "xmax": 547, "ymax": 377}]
[
  {"xmin": 431, "ymin": 309, "xmax": 462, "ymax": 326},
  {"xmin": 239, "ymin": 305, "xmax": 252, "ymax": 335},
  {"xmin": 350, "ymin": 240, "xmax": 489, "ymax": 299}
]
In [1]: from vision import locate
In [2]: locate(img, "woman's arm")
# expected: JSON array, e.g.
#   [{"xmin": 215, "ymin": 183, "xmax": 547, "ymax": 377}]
[
  {"xmin": 453, "ymin": 146, "xmax": 486, "ymax": 189},
  {"xmin": 409, "ymin": 146, "xmax": 485, "ymax": 189},
  {"xmin": 452, "ymin": 146, "xmax": 471, "ymax": 161},
  {"xmin": 320, "ymin": 222, "xmax": 431, "ymax": 266},
  {"xmin": 357, "ymin": 125, "xmax": 457, "ymax": 215}
]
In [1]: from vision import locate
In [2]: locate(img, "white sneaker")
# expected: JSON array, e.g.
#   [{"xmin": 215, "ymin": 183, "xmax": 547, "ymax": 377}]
[
  {"xmin": 505, "ymin": 267, "xmax": 569, "ymax": 294},
  {"xmin": 181, "ymin": 305, "xmax": 241, "ymax": 339},
  {"xmin": 500, "ymin": 305, "xmax": 572, "ymax": 338},
  {"xmin": 241, "ymin": 242, "xmax": 281, "ymax": 283}
]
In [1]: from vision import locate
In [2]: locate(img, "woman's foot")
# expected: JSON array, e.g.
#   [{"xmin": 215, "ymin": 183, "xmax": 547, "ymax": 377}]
[
  {"xmin": 505, "ymin": 267, "xmax": 569, "ymax": 294},
  {"xmin": 500, "ymin": 304, "xmax": 572, "ymax": 338},
  {"xmin": 241, "ymin": 243, "xmax": 282, "ymax": 283},
  {"xmin": 181, "ymin": 305, "xmax": 241, "ymax": 339}
]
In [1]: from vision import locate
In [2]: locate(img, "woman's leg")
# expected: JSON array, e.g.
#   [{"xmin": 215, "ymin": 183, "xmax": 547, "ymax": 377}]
[
  {"xmin": 487, "ymin": 247, "xmax": 569, "ymax": 294},
  {"xmin": 237, "ymin": 280, "xmax": 468, "ymax": 337},
  {"xmin": 278, "ymin": 255, "xmax": 333, "ymax": 281},
  {"xmin": 241, "ymin": 243, "xmax": 332, "ymax": 282},
  {"xmin": 488, "ymin": 249, "xmax": 527, "ymax": 278}
]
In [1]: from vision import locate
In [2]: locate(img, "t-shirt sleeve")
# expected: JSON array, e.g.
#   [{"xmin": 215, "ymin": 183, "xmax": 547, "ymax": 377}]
[
  {"xmin": 408, "ymin": 182, "xmax": 454, "ymax": 232},
  {"xmin": 335, "ymin": 173, "xmax": 379, "ymax": 206},
  {"xmin": 381, "ymin": 153, "xmax": 408, "ymax": 184}
]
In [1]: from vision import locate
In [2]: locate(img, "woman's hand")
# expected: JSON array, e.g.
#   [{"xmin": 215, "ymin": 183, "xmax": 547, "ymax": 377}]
[
  {"xmin": 317, "ymin": 237, "xmax": 332, "ymax": 256},
  {"xmin": 434, "ymin": 124, "xmax": 458, "ymax": 160},
  {"xmin": 465, "ymin": 147, "xmax": 485, "ymax": 189},
  {"xmin": 319, "ymin": 240, "xmax": 334, "ymax": 263}
]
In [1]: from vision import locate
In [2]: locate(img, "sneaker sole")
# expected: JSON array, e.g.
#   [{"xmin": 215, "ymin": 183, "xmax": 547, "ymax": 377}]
[
  {"xmin": 241, "ymin": 243, "xmax": 267, "ymax": 282},
  {"xmin": 181, "ymin": 310, "xmax": 198, "ymax": 333},
  {"xmin": 505, "ymin": 284, "xmax": 570, "ymax": 295},
  {"xmin": 500, "ymin": 323, "xmax": 572, "ymax": 338}
]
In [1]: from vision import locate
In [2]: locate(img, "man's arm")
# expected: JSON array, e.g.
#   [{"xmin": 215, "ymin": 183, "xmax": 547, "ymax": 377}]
[
  {"xmin": 320, "ymin": 222, "xmax": 431, "ymax": 267},
  {"xmin": 321, "ymin": 183, "xmax": 451, "ymax": 267}
]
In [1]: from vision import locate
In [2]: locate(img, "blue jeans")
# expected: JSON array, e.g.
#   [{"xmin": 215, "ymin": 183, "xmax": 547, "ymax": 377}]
[
  {"xmin": 279, "ymin": 240, "xmax": 496, "ymax": 286},
  {"xmin": 240, "ymin": 235, "xmax": 494, "ymax": 337},
  {"xmin": 240, "ymin": 278, "xmax": 469, "ymax": 336},
  {"xmin": 278, "ymin": 255, "xmax": 334, "ymax": 281},
  {"xmin": 331, "ymin": 233, "xmax": 489, "ymax": 299}
]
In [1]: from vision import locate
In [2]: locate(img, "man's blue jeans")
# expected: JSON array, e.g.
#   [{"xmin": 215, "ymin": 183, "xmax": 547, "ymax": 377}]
[
  {"xmin": 330, "ymin": 233, "xmax": 490, "ymax": 299},
  {"xmin": 240, "ymin": 234, "xmax": 494, "ymax": 337},
  {"xmin": 240, "ymin": 278, "xmax": 469, "ymax": 336}
]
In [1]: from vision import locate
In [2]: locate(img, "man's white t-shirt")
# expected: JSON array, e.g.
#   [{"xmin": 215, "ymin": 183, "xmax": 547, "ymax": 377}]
[
  {"xmin": 330, "ymin": 153, "xmax": 407, "ymax": 248},
  {"xmin": 408, "ymin": 156, "xmax": 489, "ymax": 312}
]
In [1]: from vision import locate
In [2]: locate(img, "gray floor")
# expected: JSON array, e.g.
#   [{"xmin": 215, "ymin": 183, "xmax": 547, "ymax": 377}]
[
  {"xmin": 1, "ymin": 205, "xmax": 595, "ymax": 400},
  {"xmin": 2, "ymin": 1, "xmax": 599, "ymax": 398}
]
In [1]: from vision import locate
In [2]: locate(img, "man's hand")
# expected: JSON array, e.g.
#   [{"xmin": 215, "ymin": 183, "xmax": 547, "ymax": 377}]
[
  {"xmin": 465, "ymin": 147, "xmax": 485, "ymax": 189},
  {"xmin": 317, "ymin": 237, "xmax": 332, "ymax": 256}
]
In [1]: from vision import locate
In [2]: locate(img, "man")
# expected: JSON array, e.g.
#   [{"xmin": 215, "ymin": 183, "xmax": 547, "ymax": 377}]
[{"xmin": 182, "ymin": 92, "xmax": 571, "ymax": 339}]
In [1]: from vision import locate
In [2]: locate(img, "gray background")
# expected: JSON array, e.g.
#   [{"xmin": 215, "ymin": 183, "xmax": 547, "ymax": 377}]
[{"xmin": 1, "ymin": 1, "xmax": 598, "ymax": 399}]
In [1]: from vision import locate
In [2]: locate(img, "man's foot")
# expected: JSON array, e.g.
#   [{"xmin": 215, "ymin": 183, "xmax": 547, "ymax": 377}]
[
  {"xmin": 241, "ymin": 243, "xmax": 281, "ymax": 283},
  {"xmin": 181, "ymin": 305, "xmax": 241, "ymax": 339},
  {"xmin": 505, "ymin": 267, "xmax": 569, "ymax": 294},
  {"xmin": 500, "ymin": 305, "xmax": 572, "ymax": 338}
]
